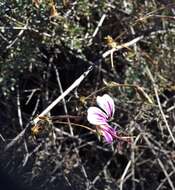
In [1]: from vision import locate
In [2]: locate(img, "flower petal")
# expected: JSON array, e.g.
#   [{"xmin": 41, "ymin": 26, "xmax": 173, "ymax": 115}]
[
  {"xmin": 99, "ymin": 124, "xmax": 116, "ymax": 143},
  {"xmin": 101, "ymin": 130, "xmax": 113, "ymax": 143},
  {"xmin": 96, "ymin": 94, "xmax": 115, "ymax": 118},
  {"xmin": 100, "ymin": 124, "xmax": 116, "ymax": 136},
  {"xmin": 87, "ymin": 107, "xmax": 108, "ymax": 125}
]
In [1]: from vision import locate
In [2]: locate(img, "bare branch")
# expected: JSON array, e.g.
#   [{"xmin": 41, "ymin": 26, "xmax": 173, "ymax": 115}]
[{"xmin": 145, "ymin": 66, "xmax": 175, "ymax": 144}]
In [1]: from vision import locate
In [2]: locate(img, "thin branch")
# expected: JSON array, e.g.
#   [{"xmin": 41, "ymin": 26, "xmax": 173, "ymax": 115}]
[
  {"xmin": 88, "ymin": 13, "xmax": 106, "ymax": 45},
  {"xmin": 33, "ymin": 65, "xmax": 93, "ymax": 124},
  {"xmin": 0, "ymin": 32, "xmax": 9, "ymax": 42},
  {"xmin": 5, "ymin": 95, "xmax": 40, "ymax": 150},
  {"xmin": 89, "ymin": 149, "xmax": 118, "ymax": 190},
  {"xmin": 0, "ymin": 134, "xmax": 5, "ymax": 142},
  {"xmin": 54, "ymin": 65, "xmax": 74, "ymax": 135},
  {"xmin": 2, "ymin": 14, "xmax": 51, "ymax": 38},
  {"xmin": 4, "ymin": 125, "xmax": 30, "ymax": 151},
  {"xmin": 92, "ymin": 14, "xmax": 106, "ymax": 38},
  {"xmin": 145, "ymin": 66, "xmax": 175, "ymax": 144},
  {"xmin": 53, "ymin": 121, "xmax": 95, "ymax": 133},
  {"xmin": 156, "ymin": 171, "xmax": 175, "ymax": 190},
  {"xmin": 120, "ymin": 135, "xmax": 141, "ymax": 190},
  {"xmin": 6, "ymin": 21, "xmax": 28, "ymax": 50},
  {"xmin": 143, "ymin": 135, "xmax": 175, "ymax": 190},
  {"xmin": 102, "ymin": 36, "xmax": 143, "ymax": 58},
  {"xmin": 17, "ymin": 88, "xmax": 29, "ymax": 157},
  {"xmin": 0, "ymin": 26, "xmax": 28, "ymax": 30},
  {"xmin": 120, "ymin": 161, "xmax": 132, "ymax": 190}
]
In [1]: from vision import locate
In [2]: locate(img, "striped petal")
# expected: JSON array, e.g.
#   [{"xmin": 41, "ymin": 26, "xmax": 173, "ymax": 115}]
[
  {"xmin": 87, "ymin": 107, "xmax": 108, "ymax": 125},
  {"xmin": 100, "ymin": 124, "xmax": 116, "ymax": 135},
  {"xmin": 96, "ymin": 94, "xmax": 115, "ymax": 119},
  {"xmin": 101, "ymin": 130, "xmax": 113, "ymax": 143}
]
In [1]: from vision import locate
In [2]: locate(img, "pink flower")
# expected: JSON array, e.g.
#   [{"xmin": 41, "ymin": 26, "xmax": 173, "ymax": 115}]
[{"xmin": 87, "ymin": 94, "xmax": 117, "ymax": 143}]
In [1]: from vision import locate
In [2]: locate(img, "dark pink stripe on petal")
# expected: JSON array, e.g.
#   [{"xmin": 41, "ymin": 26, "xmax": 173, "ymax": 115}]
[
  {"xmin": 102, "ymin": 130, "xmax": 113, "ymax": 143},
  {"xmin": 87, "ymin": 107, "xmax": 108, "ymax": 125},
  {"xmin": 100, "ymin": 124, "xmax": 116, "ymax": 137},
  {"xmin": 97, "ymin": 94, "xmax": 115, "ymax": 119},
  {"xmin": 107, "ymin": 100, "xmax": 112, "ymax": 118}
]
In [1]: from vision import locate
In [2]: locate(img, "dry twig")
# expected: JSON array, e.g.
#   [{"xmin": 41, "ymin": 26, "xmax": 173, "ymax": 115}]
[{"xmin": 145, "ymin": 66, "xmax": 175, "ymax": 144}]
